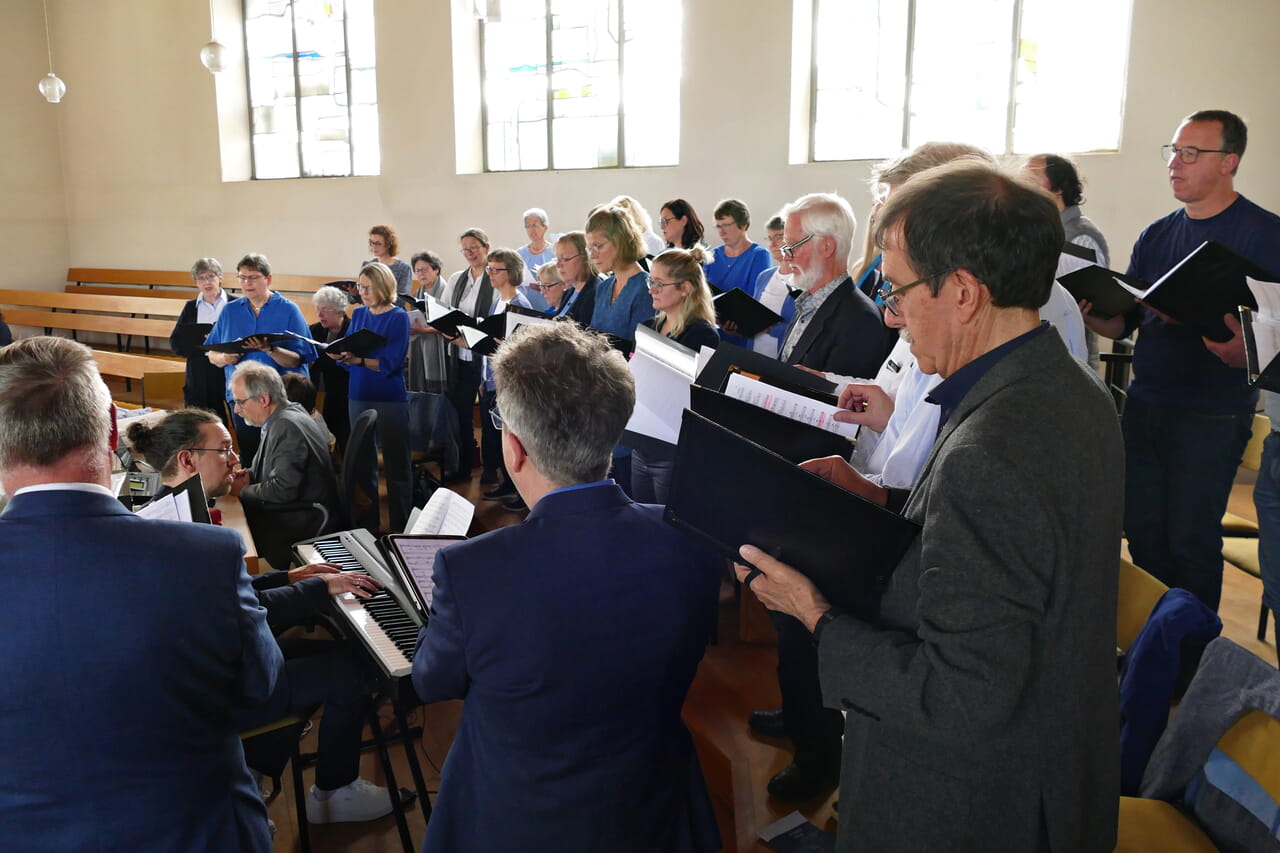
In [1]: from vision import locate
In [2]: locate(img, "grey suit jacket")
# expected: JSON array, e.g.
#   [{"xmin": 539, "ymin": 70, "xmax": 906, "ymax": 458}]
[
  {"xmin": 241, "ymin": 401, "xmax": 338, "ymax": 515},
  {"xmin": 817, "ymin": 327, "xmax": 1122, "ymax": 852}
]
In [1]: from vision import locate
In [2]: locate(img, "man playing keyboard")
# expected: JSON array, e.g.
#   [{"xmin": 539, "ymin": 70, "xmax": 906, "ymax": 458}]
[{"xmin": 129, "ymin": 407, "xmax": 396, "ymax": 826}]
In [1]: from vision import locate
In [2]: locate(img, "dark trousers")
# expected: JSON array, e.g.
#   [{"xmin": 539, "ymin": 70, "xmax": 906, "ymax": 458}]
[
  {"xmin": 479, "ymin": 388, "xmax": 509, "ymax": 483},
  {"xmin": 232, "ymin": 409, "xmax": 262, "ymax": 466},
  {"xmin": 769, "ymin": 611, "xmax": 843, "ymax": 770},
  {"xmin": 631, "ymin": 445, "xmax": 676, "ymax": 505},
  {"xmin": 1122, "ymin": 396, "xmax": 1253, "ymax": 612},
  {"xmin": 349, "ymin": 399, "xmax": 412, "ymax": 534},
  {"xmin": 445, "ymin": 358, "xmax": 483, "ymax": 472},
  {"xmin": 234, "ymin": 638, "xmax": 371, "ymax": 791},
  {"xmin": 1253, "ymin": 432, "xmax": 1280, "ymax": 620}
]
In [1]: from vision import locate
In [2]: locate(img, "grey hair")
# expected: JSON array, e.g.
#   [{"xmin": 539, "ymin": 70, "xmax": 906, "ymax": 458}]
[
  {"xmin": 190, "ymin": 257, "xmax": 223, "ymax": 280},
  {"xmin": 522, "ymin": 207, "xmax": 549, "ymax": 226},
  {"xmin": 232, "ymin": 360, "xmax": 286, "ymax": 406},
  {"xmin": 493, "ymin": 323, "xmax": 634, "ymax": 487},
  {"xmin": 781, "ymin": 192, "xmax": 857, "ymax": 267},
  {"xmin": 312, "ymin": 286, "xmax": 349, "ymax": 313},
  {"xmin": 0, "ymin": 336, "xmax": 113, "ymax": 470}
]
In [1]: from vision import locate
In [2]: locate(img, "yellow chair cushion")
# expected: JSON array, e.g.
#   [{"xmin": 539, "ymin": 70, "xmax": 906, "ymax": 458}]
[
  {"xmin": 1221, "ymin": 510, "xmax": 1259, "ymax": 537},
  {"xmin": 1217, "ymin": 709, "xmax": 1280, "ymax": 804},
  {"xmin": 1114, "ymin": 796, "xmax": 1219, "ymax": 853},
  {"xmin": 1221, "ymin": 538, "xmax": 1261, "ymax": 580}
]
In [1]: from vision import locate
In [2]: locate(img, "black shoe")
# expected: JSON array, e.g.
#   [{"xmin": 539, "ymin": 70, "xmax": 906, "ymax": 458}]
[
  {"xmin": 441, "ymin": 469, "xmax": 472, "ymax": 485},
  {"xmin": 483, "ymin": 480, "xmax": 517, "ymax": 501},
  {"xmin": 748, "ymin": 708, "xmax": 789, "ymax": 739},
  {"xmin": 766, "ymin": 761, "xmax": 839, "ymax": 803},
  {"xmin": 479, "ymin": 468, "xmax": 499, "ymax": 485},
  {"xmin": 501, "ymin": 494, "xmax": 528, "ymax": 512}
]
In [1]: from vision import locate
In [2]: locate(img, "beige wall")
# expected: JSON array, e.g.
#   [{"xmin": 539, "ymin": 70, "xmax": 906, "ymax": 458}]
[
  {"xmin": 1, "ymin": 0, "xmax": 70, "ymax": 289},
  {"xmin": 6, "ymin": 0, "xmax": 1280, "ymax": 287}
]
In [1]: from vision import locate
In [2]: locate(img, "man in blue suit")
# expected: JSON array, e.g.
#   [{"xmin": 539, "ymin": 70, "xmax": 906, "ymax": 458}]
[
  {"xmin": 0, "ymin": 336, "xmax": 282, "ymax": 852},
  {"xmin": 412, "ymin": 322, "xmax": 722, "ymax": 853}
]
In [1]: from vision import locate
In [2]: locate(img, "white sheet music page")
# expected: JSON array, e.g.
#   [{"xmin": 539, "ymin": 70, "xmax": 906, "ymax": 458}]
[
  {"xmin": 410, "ymin": 488, "xmax": 474, "ymax": 536},
  {"xmin": 1246, "ymin": 277, "xmax": 1280, "ymax": 374},
  {"xmin": 134, "ymin": 493, "xmax": 192, "ymax": 523},
  {"xmin": 724, "ymin": 372, "xmax": 859, "ymax": 438}
]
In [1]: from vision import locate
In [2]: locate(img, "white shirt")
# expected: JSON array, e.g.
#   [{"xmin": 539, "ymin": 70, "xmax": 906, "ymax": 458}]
[
  {"xmin": 14, "ymin": 481, "xmax": 116, "ymax": 498},
  {"xmin": 1041, "ymin": 281, "xmax": 1088, "ymax": 363},
  {"xmin": 450, "ymin": 269, "xmax": 485, "ymax": 363},
  {"xmin": 195, "ymin": 289, "xmax": 229, "ymax": 324},
  {"xmin": 751, "ymin": 269, "xmax": 792, "ymax": 359}
]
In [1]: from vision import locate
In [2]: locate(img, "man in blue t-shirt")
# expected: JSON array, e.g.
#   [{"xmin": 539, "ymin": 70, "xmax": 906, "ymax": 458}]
[{"xmin": 1087, "ymin": 109, "xmax": 1280, "ymax": 612}]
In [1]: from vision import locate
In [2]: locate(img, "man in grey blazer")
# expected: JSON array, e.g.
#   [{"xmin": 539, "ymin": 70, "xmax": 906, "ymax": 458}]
[
  {"xmin": 230, "ymin": 361, "xmax": 339, "ymax": 569},
  {"xmin": 740, "ymin": 161, "xmax": 1122, "ymax": 851}
]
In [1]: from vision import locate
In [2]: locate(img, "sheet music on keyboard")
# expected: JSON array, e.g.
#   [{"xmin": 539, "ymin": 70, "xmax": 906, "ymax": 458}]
[
  {"xmin": 407, "ymin": 488, "xmax": 474, "ymax": 536},
  {"xmin": 387, "ymin": 537, "xmax": 455, "ymax": 610}
]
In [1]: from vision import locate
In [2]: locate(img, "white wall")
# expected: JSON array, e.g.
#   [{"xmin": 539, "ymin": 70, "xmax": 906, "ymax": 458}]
[{"xmin": 6, "ymin": 0, "xmax": 1280, "ymax": 287}]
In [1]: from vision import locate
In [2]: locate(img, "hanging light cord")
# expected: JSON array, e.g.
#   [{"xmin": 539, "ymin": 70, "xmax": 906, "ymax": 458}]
[{"xmin": 42, "ymin": 0, "xmax": 54, "ymax": 73}]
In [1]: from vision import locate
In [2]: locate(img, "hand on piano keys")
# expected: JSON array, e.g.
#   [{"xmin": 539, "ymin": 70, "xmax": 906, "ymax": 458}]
[{"xmin": 321, "ymin": 571, "xmax": 381, "ymax": 599}]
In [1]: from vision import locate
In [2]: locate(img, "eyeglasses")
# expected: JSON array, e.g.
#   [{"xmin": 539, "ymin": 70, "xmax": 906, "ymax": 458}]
[
  {"xmin": 236, "ymin": 273, "xmax": 266, "ymax": 283},
  {"xmin": 555, "ymin": 253, "xmax": 581, "ymax": 264},
  {"xmin": 531, "ymin": 281, "xmax": 564, "ymax": 291},
  {"xmin": 648, "ymin": 277, "xmax": 682, "ymax": 292},
  {"xmin": 659, "ymin": 217, "xmax": 679, "ymax": 228},
  {"xmin": 194, "ymin": 273, "xmax": 221, "ymax": 284},
  {"xmin": 486, "ymin": 265, "xmax": 507, "ymax": 274},
  {"xmin": 368, "ymin": 239, "xmax": 385, "ymax": 247},
  {"xmin": 357, "ymin": 284, "xmax": 374, "ymax": 293},
  {"xmin": 489, "ymin": 406, "xmax": 505, "ymax": 431},
  {"xmin": 587, "ymin": 243, "xmax": 607, "ymax": 255},
  {"xmin": 779, "ymin": 234, "xmax": 815, "ymax": 260},
  {"xmin": 231, "ymin": 396, "xmax": 255, "ymax": 408},
  {"xmin": 876, "ymin": 271, "xmax": 949, "ymax": 316},
  {"xmin": 460, "ymin": 245, "xmax": 484, "ymax": 254},
  {"xmin": 188, "ymin": 446, "xmax": 237, "ymax": 459},
  {"xmin": 1161, "ymin": 144, "xmax": 1230, "ymax": 165}
]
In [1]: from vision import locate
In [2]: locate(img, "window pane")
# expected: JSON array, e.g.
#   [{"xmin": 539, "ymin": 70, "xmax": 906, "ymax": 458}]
[
  {"xmin": 907, "ymin": 0, "xmax": 1013, "ymax": 153},
  {"xmin": 813, "ymin": 0, "xmax": 908, "ymax": 162},
  {"xmin": 243, "ymin": 0, "xmax": 380, "ymax": 179},
  {"xmin": 549, "ymin": 0, "xmax": 618, "ymax": 169},
  {"xmin": 621, "ymin": 0, "xmax": 679, "ymax": 168},
  {"xmin": 483, "ymin": 1, "xmax": 549, "ymax": 171},
  {"xmin": 1013, "ymin": 0, "xmax": 1131, "ymax": 153}
]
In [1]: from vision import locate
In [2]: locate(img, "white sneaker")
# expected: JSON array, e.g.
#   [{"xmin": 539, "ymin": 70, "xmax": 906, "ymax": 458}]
[{"xmin": 306, "ymin": 778, "xmax": 394, "ymax": 824}]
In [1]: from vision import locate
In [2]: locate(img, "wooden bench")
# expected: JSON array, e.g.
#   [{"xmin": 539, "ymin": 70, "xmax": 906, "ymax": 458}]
[
  {"xmin": 0, "ymin": 288, "xmax": 189, "ymax": 354},
  {"xmin": 92, "ymin": 350, "xmax": 185, "ymax": 407},
  {"xmin": 67, "ymin": 268, "xmax": 342, "ymax": 325}
]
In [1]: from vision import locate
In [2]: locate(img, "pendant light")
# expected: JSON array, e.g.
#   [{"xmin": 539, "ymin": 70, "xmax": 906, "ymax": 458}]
[
  {"xmin": 38, "ymin": 0, "xmax": 65, "ymax": 103},
  {"xmin": 200, "ymin": 0, "xmax": 229, "ymax": 73}
]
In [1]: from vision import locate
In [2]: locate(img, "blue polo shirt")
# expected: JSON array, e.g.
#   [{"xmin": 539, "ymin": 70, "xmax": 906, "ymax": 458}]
[{"xmin": 205, "ymin": 291, "xmax": 316, "ymax": 400}]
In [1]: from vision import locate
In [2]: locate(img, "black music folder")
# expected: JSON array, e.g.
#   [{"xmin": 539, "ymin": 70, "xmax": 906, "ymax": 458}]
[
  {"xmin": 711, "ymin": 288, "xmax": 785, "ymax": 338},
  {"xmin": 197, "ymin": 333, "xmax": 294, "ymax": 354},
  {"xmin": 696, "ymin": 341, "xmax": 837, "ymax": 397},
  {"xmin": 1241, "ymin": 306, "xmax": 1280, "ymax": 393},
  {"xmin": 689, "ymin": 385, "xmax": 853, "ymax": 465},
  {"xmin": 170, "ymin": 322, "xmax": 213, "ymax": 352},
  {"xmin": 287, "ymin": 328, "xmax": 388, "ymax": 357},
  {"xmin": 1057, "ymin": 266, "xmax": 1143, "ymax": 320},
  {"xmin": 665, "ymin": 410, "xmax": 919, "ymax": 618},
  {"xmin": 1060, "ymin": 242, "xmax": 1097, "ymax": 263}
]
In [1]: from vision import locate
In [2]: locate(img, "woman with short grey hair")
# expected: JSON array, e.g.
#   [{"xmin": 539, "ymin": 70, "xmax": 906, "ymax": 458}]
[{"xmin": 309, "ymin": 285, "xmax": 352, "ymax": 451}]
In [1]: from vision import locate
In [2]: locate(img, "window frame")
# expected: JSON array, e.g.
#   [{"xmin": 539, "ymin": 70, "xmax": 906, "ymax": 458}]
[{"xmin": 241, "ymin": 0, "xmax": 373, "ymax": 180}]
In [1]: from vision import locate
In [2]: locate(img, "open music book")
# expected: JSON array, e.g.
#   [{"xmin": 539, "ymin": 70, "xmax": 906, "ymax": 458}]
[
  {"xmin": 1241, "ymin": 277, "xmax": 1280, "ymax": 393},
  {"xmin": 622, "ymin": 325, "xmax": 700, "ymax": 450},
  {"xmin": 285, "ymin": 328, "xmax": 388, "ymax": 357},
  {"xmin": 723, "ymin": 371, "xmax": 858, "ymax": 439},
  {"xmin": 197, "ymin": 333, "xmax": 294, "ymax": 354},
  {"xmin": 404, "ymin": 487, "xmax": 474, "ymax": 536}
]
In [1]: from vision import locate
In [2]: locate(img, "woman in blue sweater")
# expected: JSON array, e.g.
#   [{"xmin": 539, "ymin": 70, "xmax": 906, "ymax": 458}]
[
  {"xmin": 333, "ymin": 262, "xmax": 412, "ymax": 532},
  {"xmin": 586, "ymin": 205, "xmax": 653, "ymax": 349}
]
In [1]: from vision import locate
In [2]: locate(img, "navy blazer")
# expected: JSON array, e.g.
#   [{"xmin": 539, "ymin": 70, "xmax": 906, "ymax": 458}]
[
  {"xmin": 784, "ymin": 276, "xmax": 894, "ymax": 378},
  {"xmin": 412, "ymin": 482, "xmax": 721, "ymax": 853},
  {"xmin": 0, "ymin": 488, "xmax": 281, "ymax": 852}
]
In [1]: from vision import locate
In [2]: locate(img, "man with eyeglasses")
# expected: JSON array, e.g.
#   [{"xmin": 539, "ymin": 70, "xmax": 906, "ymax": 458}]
[
  {"xmin": 738, "ymin": 161, "xmax": 1122, "ymax": 851},
  {"xmin": 752, "ymin": 191, "xmax": 893, "ymax": 803},
  {"xmin": 776, "ymin": 193, "xmax": 894, "ymax": 379},
  {"xmin": 205, "ymin": 253, "xmax": 317, "ymax": 463},
  {"xmin": 1087, "ymin": 109, "xmax": 1280, "ymax": 614}
]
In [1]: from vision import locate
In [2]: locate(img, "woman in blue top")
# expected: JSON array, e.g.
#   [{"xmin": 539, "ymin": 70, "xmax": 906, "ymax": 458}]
[
  {"xmin": 332, "ymin": 261, "xmax": 412, "ymax": 533},
  {"xmin": 705, "ymin": 198, "xmax": 774, "ymax": 348},
  {"xmin": 586, "ymin": 205, "xmax": 652, "ymax": 349}
]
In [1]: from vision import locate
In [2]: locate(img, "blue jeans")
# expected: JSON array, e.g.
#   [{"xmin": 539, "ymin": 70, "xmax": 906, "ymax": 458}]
[
  {"xmin": 1122, "ymin": 397, "xmax": 1253, "ymax": 612},
  {"xmin": 631, "ymin": 446, "xmax": 675, "ymax": 505},
  {"xmin": 1254, "ymin": 431, "xmax": 1280, "ymax": 614},
  {"xmin": 349, "ymin": 399, "xmax": 412, "ymax": 534}
]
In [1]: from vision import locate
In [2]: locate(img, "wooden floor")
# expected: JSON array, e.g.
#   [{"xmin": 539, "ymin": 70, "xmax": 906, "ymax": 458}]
[{"xmin": 258, "ymin": 463, "xmax": 1275, "ymax": 852}]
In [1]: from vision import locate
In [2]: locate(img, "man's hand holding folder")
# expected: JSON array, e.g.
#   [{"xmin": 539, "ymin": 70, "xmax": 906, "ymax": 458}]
[{"xmin": 734, "ymin": 453, "xmax": 890, "ymax": 629}]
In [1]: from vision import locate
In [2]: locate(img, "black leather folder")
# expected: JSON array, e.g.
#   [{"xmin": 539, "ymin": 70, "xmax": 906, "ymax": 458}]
[
  {"xmin": 665, "ymin": 410, "xmax": 919, "ymax": 618},
  {"xmin": 711, "ymin": 287, "xmax": 785, "ymax": 338},
  {"xmin": 695, "ymin": 341, "xmax": 837, "ymax": 396}
]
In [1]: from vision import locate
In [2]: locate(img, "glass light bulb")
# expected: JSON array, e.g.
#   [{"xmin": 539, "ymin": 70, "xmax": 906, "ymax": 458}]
[
  {"xmin": 38, "ymin": 72, "xmax": 65, "ymax": 103},
  {"xmin": 200, "ymin": 40, "xmax": 229, "ymax": 73}
]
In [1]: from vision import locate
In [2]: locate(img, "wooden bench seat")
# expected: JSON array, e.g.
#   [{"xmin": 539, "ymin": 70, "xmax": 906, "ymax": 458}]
[{"xmin": 92, "ymin": 350, "xmax": 185, "ymax": 407}]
